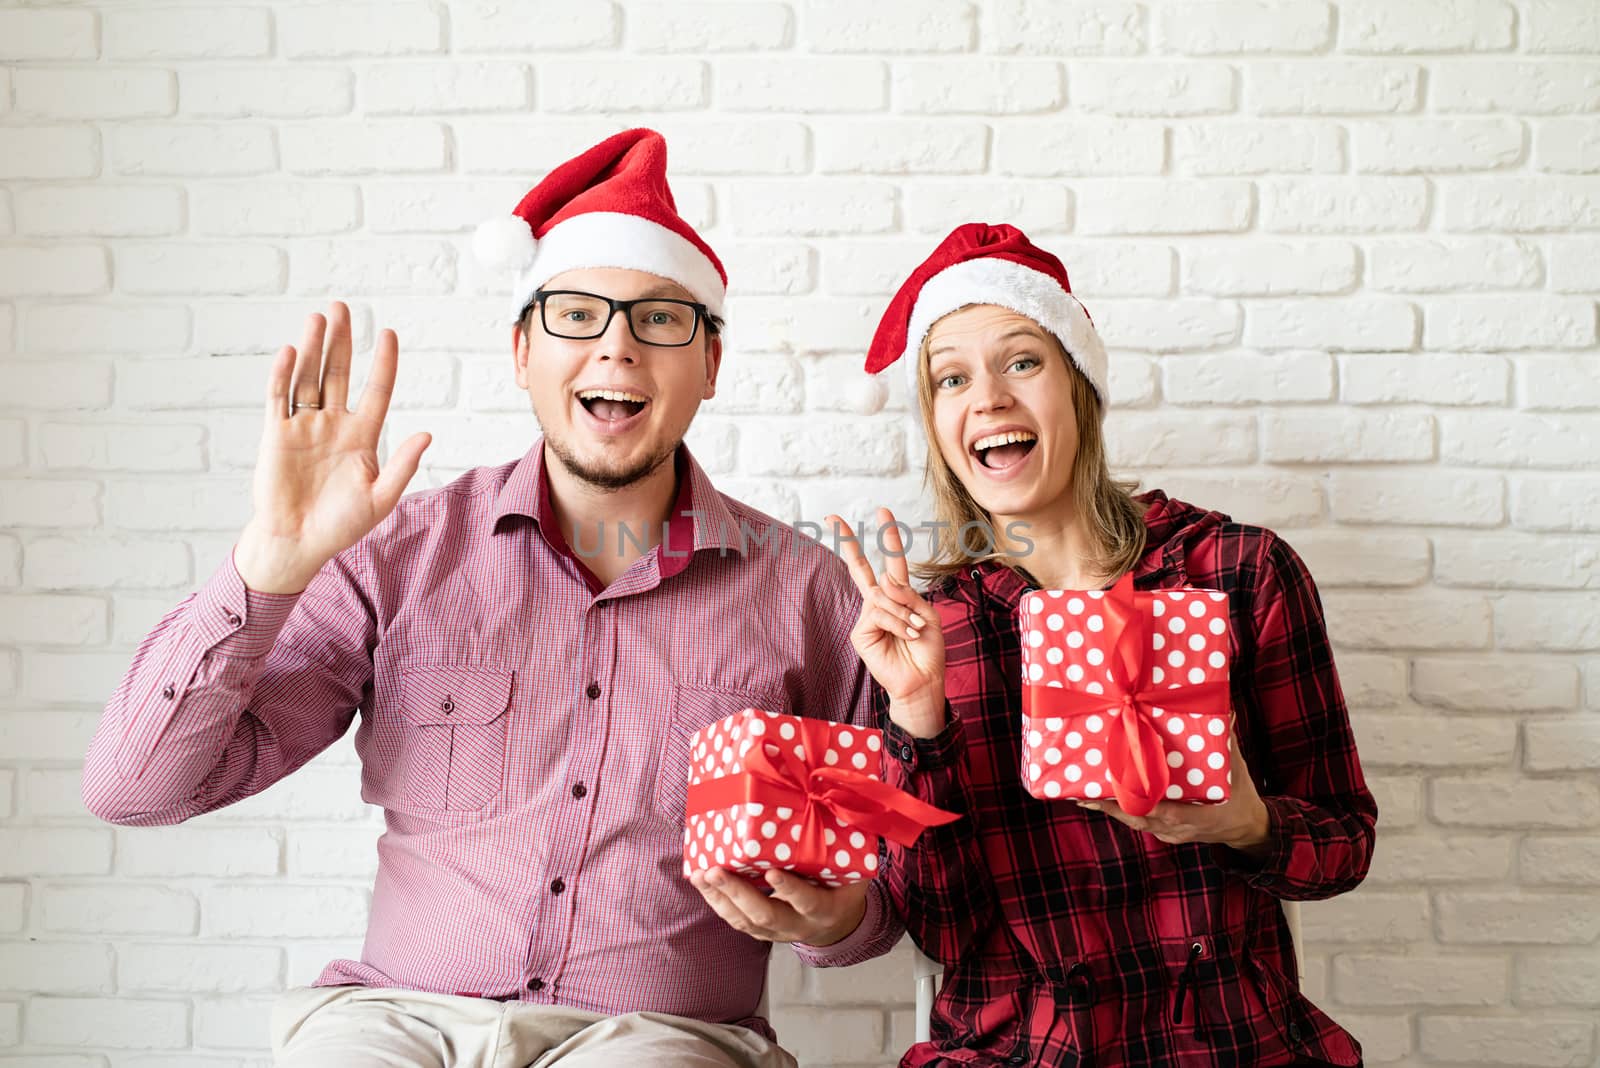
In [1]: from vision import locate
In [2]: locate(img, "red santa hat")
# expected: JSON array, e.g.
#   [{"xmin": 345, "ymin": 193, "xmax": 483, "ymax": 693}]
[
  {"xmin": 860, "ymin": 223, "xmax": 1108, "ymax": 416},
  {"xmin": 473, "ymin": 127, "xmax": 726, "ymax": 322}
]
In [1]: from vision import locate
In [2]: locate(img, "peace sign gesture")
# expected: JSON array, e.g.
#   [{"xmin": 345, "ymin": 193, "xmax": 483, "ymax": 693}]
[{"xmin": 826, "ymin": 508, "xmax": 947, "ymax": 740}]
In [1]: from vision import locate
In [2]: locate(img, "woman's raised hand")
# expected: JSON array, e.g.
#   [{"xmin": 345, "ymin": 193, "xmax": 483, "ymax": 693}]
[{"xmin": 826, "ymin": 507, "xmax": 946, "ymax": 739}]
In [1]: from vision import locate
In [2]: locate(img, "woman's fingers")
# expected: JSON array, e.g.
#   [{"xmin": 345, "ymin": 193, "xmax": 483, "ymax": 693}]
[
  {"xmin": 1101, "ymin": 805, "xmax": 1150, "ymax": 834},
  {"xmin": 825, "ymin": 514, "xmax": 878, "ymax": 596},
  {"xmin": 873, "ymin": 602, "xmax": 930, "ymax": 646},
  {"xmin": 831, "ymin": 509, "xmax": 934, "ymax": 646},
  {"xmin": 876, "ymin": 506, "xmax": 912, "ymax": 588},
  {"xmin": 1228, "ymin": 728, "xmax": 1251, "ymax": 775},
  {"xmin": 879, "ymin": 572, "xmax": 931, "ymax": 625},
  {"xmin": 864, "ymin": 588, "xmax": 919, "ymax": 639}
]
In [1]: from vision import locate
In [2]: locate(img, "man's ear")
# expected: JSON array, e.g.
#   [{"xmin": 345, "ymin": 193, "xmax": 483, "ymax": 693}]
[
  {"xmin": 513, "ymin": 321, "xmax": 530, "ymax": 389},
  {"xmin": 702, "ymin": 334, "xmax": 723, "ymax": 401}
]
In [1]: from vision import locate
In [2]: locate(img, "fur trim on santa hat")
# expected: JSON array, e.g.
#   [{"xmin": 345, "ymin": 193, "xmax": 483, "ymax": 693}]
[
  {"xmin": 511, "ymin": 211, "xmax": 727, "ymax": 323},
  {"xmin": 900, "ymin": 256, "xmax": 1107, "ymax": 405},
  {"xmin": 471, "ymin": 128, "xmax": 726, "ymax": 324}
]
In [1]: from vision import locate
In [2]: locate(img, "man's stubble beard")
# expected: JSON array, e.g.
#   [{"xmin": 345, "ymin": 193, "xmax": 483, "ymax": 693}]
[{"xmin": 543, "ymin": 427, "xmax": 680, "ymax": 491}]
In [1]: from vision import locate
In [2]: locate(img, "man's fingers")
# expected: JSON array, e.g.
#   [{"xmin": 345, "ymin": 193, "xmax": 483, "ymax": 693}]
[
  {"xmin": 355, "ymin": 328, "xmax": 400, "ymax": 428},
  {"xmin": 765, "ymin": 870, "xmax": 827, "ymax": 919},
  {"xmin": 692, "ymin": 877, "xmax": 757, "ymax": 935},
  {"xmin": 692, "ymin": 871, "xmax": 770, "ymax": 935},
  {"xmin": 825, "ymin": 514, "xmax": 877, "ymax": 596},
  {"xmin": 697, "ymin": 868, "xmax": 868, "ymax": 945},
  {"xmin": 704, "ymin": 869, "xmax": 787, "ymax": 932},
  {"xmin": 372, "ymin": 432, "xmax": 431, "ymax": 516},
  {"xmin": 291, "ymin": 312, "xmax": 327, "ymax": 407},
  {"xmin": 321, "ymin": 301, "xmax": 353, "ymax": 411},
  {"xmin": 768, "ymin": 871, "xmax": 867, "ymax": 924},
  {"xmin": 264, "ymin": 344, "xmax": 295, "ymax": 422}
]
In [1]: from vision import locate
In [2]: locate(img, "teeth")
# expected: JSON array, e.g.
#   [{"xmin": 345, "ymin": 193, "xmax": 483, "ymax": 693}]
[
  {"xmin": 577, "ymin": 388, "xmax": 648, "ymax": 404},
  {"xmin": 973, "ymin": 430, "xmax": 1037, "ymax": 452}
]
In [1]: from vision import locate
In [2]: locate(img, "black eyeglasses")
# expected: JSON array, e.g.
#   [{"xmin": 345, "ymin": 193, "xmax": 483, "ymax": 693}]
[{"xmin": 527, "ymin": 289, "xmax": 713, "ymax": 348}]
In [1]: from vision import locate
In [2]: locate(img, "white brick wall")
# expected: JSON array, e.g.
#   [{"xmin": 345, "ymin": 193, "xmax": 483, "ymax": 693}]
[{"xmin": 0, "ymin": 2, "xmax": 1596, "ymax": 1065}]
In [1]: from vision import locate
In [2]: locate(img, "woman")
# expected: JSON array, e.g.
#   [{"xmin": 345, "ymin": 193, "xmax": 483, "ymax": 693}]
[{"xmin": 829, "ymin": 223, "xmax": 1375, "ymax": 1066}]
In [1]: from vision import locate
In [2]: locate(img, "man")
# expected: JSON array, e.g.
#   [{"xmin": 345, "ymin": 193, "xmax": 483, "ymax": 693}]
[{"xmin": 83, "ymin": 129, "xmax": 899, "ymax": 1067}]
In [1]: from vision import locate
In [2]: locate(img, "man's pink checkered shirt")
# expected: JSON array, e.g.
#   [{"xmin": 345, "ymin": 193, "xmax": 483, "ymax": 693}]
[{"xmin": 83, "ymin": 442, "xmax": 900, "ymax": 1032}]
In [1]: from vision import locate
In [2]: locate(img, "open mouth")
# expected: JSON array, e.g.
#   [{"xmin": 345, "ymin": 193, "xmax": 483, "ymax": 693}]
[
  {"xmin": 577, "ymin": 388, "xmax": 649, "ymax": 422},
  {"xmin": 972, "ymin": 430, "xmax": 1037, "ymax": 471}
]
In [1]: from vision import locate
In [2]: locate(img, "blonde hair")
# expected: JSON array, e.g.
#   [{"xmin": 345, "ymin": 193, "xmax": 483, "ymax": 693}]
[{"xmin": 912, "ymin": 319, "xmax": 1147, "ymax": 586}]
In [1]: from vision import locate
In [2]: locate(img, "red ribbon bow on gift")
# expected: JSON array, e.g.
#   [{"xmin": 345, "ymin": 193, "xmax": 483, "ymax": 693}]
[
  {"xmin": 685, "ymin": 728, "xmax": 958, "ymax": 855},
  {"xmin": 1023, "ymin": 574, "xmax": 1231, "ymax": 817}
]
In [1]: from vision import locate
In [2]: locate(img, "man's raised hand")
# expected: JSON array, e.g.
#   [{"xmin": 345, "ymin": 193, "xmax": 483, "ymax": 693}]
[{"xmin": 234, "ymin": 302, "xmax": 431, "ymax": 594}]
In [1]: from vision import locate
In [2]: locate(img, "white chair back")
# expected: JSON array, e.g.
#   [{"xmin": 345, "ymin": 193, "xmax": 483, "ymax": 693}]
[
  {"xmin": 912, "ymin": 947, "xmax": 942, "ymax": 1044},
  {"xmin": 1284, "ymin": 898, "xmax": 1306, "ymax": 982}
]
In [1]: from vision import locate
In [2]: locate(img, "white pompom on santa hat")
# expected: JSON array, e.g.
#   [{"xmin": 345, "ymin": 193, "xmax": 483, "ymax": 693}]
[
  {"xmin": 473, "ymin": 127, "xmax": 727, "ymax": 323},
  {"xmin": 862, "ymin": 222, "xmax": 1109, "ymax": 418}
]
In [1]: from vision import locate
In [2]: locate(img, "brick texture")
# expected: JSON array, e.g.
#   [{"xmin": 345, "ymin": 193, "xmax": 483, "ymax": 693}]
[{"xmin": 1, "ymin": 4, "xmax": 1596, "ymax": 1066}]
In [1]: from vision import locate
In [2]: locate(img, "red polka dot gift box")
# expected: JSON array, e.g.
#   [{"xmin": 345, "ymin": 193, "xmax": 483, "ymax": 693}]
[
  {"xmin": 682, "ymin": 709, "xmax": 957, "ymax": 886},
  {"xmin": 1018, "ymin": 574, "xmax": 1234, "ymax": 817}
]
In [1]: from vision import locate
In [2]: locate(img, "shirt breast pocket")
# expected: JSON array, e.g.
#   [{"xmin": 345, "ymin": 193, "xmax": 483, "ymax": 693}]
[
  {"xmin": 394, "ymin": 665, "xmax": 514, "ymax": 812},
  {"xmin": 653, "ymin": 685, "xmax": 788, "ymax": 825}
]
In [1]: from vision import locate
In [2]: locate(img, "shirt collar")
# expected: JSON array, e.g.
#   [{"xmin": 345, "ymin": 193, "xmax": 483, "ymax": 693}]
[
  {"xmin": 492, "ymin": 441, "xmax": 546, "ymax": 528},
  {"xmin": 492, "ymin": 438, "xmax": 745, "ymax": 588}
]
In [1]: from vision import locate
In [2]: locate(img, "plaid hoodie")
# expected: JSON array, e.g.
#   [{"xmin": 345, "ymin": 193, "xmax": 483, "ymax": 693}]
[{"xmin": 880, "ymin": 491, "xmax": 1376, "ymax": 1067}]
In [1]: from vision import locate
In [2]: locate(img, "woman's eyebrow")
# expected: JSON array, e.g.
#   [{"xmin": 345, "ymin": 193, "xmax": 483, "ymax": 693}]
[
  {"xmin": 930, "ymin": 324, "xmax": 1048, "ymax": 359},
  {"xmin": 991, "ymin": 327, "xmax": 1048, "ymax": 346}
]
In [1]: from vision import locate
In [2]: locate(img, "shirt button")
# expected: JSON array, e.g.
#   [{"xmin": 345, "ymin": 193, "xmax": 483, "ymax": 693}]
[
  {"xmin": 440, "ymin": 697, "xmax": 454, "ymax": 714},
  {"xmin": 527, "ymin": 977, "xmax": 544, "ymax": 992},
  {"xmin": 1287, "ymin": 1020, "xmax": 1304, "ymax": 1043},
  {"xmin": 550, "ymin": 878, "xmax": 566, "ymax": 895},
  {"xmin": 225, "ymin": 611, "xmax": 241, "ymax": 627},
  {"xmin": 571, "ymin": 782, "xmax": 588, "ymax": 800},
  {"xmin": 585, "ymin": 682, "xmax": 601, "ymax": 700},
  {"xmin": 161, "ymin": 684, "xmax": 176, "ymax": 700},
  {"xmin": 899, "ymin": 743, "xmax": 915, "ymax": 761}
]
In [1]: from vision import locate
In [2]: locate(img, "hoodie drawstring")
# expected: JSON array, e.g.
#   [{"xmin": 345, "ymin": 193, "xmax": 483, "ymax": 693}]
[{"xmin": 1172, "ymin": 941, "xmax": 1207, "ymax": 1041}]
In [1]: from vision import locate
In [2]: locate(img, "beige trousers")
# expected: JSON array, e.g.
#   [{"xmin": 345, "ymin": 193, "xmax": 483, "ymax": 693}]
[{"xmin": 271, "ymin": 986, "xmax": 799, "ymax": 1068}]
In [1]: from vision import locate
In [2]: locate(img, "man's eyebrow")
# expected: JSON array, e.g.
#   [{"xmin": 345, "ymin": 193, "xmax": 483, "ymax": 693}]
[{"xmin": 636, "ymin": 283, "xmax": 691, "ymax": 301}]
